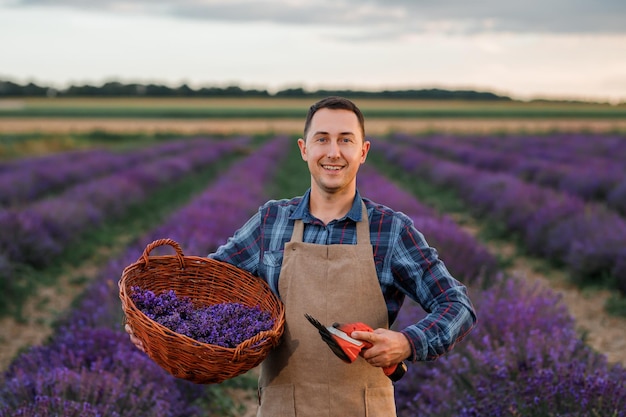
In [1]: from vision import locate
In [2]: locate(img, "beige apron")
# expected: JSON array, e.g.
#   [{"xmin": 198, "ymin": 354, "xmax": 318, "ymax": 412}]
[{"xmin": 257, "ymin": 202, "xmax": 396, "ymax": 417}]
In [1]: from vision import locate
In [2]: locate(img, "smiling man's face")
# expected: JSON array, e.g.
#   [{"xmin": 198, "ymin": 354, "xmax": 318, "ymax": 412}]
[{"xmin": 298, "ymin": 108, "xmax": 370, "ymax": 196}]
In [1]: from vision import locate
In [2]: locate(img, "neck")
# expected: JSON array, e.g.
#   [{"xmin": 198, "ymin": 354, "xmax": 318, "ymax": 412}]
[{"xmin": 309, "ymin": 187, "xmax": 355, "ymax": 225}]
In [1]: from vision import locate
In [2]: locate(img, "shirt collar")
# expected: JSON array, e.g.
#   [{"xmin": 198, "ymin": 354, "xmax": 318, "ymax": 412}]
[{"xmin": 291, "ymin": 189, "xmax": 364, "ymax": 223}]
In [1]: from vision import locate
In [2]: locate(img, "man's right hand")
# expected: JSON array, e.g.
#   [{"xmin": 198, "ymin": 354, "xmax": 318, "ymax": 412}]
[{"xmin": 125, "ymin": 323, "xmax": 146, "ymax": 353}]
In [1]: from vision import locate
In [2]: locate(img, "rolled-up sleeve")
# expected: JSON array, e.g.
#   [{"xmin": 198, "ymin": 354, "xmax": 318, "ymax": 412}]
[{"xmin": 392, "ymin": 221, "xmax": 477, "ymax": 362}]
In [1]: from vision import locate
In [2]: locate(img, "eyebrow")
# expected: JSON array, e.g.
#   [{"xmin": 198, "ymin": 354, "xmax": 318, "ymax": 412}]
[{"xmin": 312, "ymin": 131, "xmax": 356, "ymax": 136}]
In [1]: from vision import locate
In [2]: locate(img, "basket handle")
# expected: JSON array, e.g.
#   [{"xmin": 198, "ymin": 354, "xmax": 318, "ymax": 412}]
[
  {"xmin": 139, "ymin": 238, "xmax": 186, "ymax": 269},
  {"xmin": 232, "ymin": 328, "xmax": 279, "ymax": 362}
]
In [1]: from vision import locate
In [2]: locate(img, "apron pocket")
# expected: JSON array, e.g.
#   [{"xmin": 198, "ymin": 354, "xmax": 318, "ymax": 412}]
[
  {"xmin": 258, "ymin": 384, "xmax": 295, "ymax": 417},
  {"xmin": 365, "ymin": 385, "xmax": 397, "ymax": 417}
]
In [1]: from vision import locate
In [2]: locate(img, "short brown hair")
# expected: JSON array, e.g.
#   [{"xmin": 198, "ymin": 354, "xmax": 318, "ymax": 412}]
[{"xmin": 303, "ymin": 96, "xmax": 365, "ymax": 140}]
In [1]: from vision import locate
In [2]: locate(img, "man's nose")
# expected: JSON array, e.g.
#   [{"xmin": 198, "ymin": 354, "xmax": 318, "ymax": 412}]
[{"xmin": 327, "ymin": 141, "xmax": 340, "ymax": 158}]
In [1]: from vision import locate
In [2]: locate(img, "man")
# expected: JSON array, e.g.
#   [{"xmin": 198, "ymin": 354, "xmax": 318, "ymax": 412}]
[{"xmin": 127, "ymin": 96, "xmax": 476, "ymax": 416}]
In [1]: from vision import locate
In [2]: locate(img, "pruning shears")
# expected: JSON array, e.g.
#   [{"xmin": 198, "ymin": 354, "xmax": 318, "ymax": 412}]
[{"xmin": 304, "ymin": 313, "xmax": 407, "ymax": 382}]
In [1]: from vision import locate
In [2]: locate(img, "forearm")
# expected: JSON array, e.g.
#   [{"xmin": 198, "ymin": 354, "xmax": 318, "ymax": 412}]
[{"xmin": 401, "ymin": 289, "xmax": 476, "ymax": 362}]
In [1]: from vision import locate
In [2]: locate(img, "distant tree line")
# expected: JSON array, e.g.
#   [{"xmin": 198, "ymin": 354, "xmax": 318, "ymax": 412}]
[{"xmin": 0, "ymin": 79, "xmax": 513, "ymax": 101}]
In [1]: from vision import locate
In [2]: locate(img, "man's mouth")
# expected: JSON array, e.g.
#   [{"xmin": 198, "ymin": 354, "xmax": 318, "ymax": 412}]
[{"xmin": 322, "ymin": 165, "xmax": 343, "ymax": 171}]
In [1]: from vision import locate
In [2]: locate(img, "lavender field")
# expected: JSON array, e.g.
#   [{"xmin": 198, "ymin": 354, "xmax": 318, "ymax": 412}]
[
  {"xmin": 1, "ymin": 133, "xmax": 625, "ymax": 416},
  {"xmin": 377, "ymin": 133, "xmax": 626, "ymax": 295}
]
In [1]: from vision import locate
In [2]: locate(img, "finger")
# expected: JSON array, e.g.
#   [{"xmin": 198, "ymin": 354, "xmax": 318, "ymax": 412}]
[
  {"xmin": 351, "ymin": 330, "xmax": 376, "ymax": 342},
  {"xmin": 130, "ymin": 335, "xmax": 145, "ymax": 352},
  {"xmin": 365, "ymin": 353, "xmax": 387, "ymax": 368},
  {"xmin": 124, "ymin": 324, "xmax": 146, "ymax": 352}
]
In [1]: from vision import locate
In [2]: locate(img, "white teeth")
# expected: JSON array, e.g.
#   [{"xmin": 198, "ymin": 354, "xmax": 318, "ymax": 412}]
[{"xmin": 323, "ymin": 165, "xmax": 341, "ymax": 170}]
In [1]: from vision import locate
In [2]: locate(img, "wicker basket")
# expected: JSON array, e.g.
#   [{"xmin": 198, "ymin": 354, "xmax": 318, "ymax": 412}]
[{"xmin": 118, "ymin": 238, "xmax": 285, "ymax": 384}]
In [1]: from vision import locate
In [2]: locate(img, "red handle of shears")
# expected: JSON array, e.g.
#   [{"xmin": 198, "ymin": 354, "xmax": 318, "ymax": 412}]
[{"xmin": 333, "ymin": 322, "xmax": 407, "ymax": 381}]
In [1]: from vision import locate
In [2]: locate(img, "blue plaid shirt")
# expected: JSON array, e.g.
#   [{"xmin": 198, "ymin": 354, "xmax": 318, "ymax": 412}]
[{"xmin": 210, "ymin": 189, "xmax": 476, "ymax": 362}]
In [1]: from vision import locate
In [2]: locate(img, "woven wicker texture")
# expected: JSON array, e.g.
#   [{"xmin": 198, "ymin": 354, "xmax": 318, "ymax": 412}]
[{"xmin": 119, "ymin": 238, "xmax": 285, "ymax": 384}]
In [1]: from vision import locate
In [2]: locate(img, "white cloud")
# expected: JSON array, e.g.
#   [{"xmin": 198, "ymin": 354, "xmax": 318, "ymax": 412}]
[
  {"xmin": 8, "ymin": 0, "xmax": 626, "ymax": 35},
  {"xmin": 1, "ymin": 2, "xmax": 625, "ymax": 102}
]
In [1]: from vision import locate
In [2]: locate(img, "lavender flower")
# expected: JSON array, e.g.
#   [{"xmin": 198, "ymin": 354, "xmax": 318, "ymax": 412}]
[
  {"xmin": 130, "ymin": 287, "xmax": 275, "ymax": 348},
  {"xmin": 9, "ymin": 396, "xmax": 114, "ymax": 417}
]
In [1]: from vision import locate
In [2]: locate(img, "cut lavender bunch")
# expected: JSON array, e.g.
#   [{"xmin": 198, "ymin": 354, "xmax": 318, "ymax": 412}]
[{"xmin": 130, "ymin": 287, "xmax": 275, "ymax": 348}]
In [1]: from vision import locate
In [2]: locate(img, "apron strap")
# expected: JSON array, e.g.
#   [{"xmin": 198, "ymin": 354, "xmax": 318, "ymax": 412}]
[
  {"xmin": 291, "ymin": 219, "xmax": 305, "ymax": 243},
  {"xmin": 356, "ymin": 201, "xmax": 371, "ymax": 246}
]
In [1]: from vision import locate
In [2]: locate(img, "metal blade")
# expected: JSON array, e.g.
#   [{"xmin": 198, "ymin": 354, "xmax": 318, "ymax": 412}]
[
  {"xmin": 327, "ymin": 325, "xmax": 364, "ymax": 347},
  {"xmin": 304, "ymin": 313, "xmax": 327, "ymax": 333}
]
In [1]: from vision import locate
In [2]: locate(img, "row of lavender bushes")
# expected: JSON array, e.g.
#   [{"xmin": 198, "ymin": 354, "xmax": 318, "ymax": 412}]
[
  {"xmin": 376, "ymin": 139, "xmax": 626, "ymax": 294},
  {"xmin": 0, "ymin": 136, "xmax": 289, "ymax": 416},
  {"xmin": 0, "ymin": 138, "xmax": 222, "ymax": 208},
  {"xmin": 359, "ymin": 162, "xmax": 626, "ymax": 416},
  {"xmin": 394, "ymin": 133, "xmax": 626, "ymax": 215},
  {"xmin": 1, "ymin": 137, "xmax": 247, "ymax": 270}
]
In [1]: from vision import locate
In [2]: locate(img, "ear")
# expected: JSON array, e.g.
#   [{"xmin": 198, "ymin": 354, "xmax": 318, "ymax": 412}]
[
  {"xmin": 360, "ymin": 140, "xmax": 371, "ymax": 164},
  {"xmin": 297, "ymin": 138, "xmax": 307, "ymax": 161}
]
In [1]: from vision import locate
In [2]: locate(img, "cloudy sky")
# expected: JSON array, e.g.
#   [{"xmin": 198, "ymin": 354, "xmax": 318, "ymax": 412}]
[{"xmin": 1, "ymin": 0, "xmax": 625, "ymax": 102}]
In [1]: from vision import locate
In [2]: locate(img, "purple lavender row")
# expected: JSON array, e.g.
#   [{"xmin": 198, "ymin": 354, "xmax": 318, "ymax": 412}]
[
  {"xmin": 0, "ymin": 148, "xmax": 93, "ymax": 174},
  {"xmin": 393, "ymin": 133, "xmax": 626, "ymax": 214},
  {"xmin": 358, "ymin": 165, "xmax": 499, "ymax": 285},
  {"xmin": 377, "ymin": 140, "xmax": 626, "ymax": 294},
  {"xmin": 0, "ymin": 137, "xmax": 248, "ymax": 276},
  {"xmin": 0, "ymin": 137, "xmax": 221, "ymax": 208},
  {"xmin": 0, "ymin": 138, "xmax": 204, "ymax": 174},
  {"xmin": 0, "ymin": 136, "xmax": 288, "ymax": 416},
  {"xmin": 394, "ymin": 274, "xmax": 626, "ymax": 416},
  {"xmin": 398, "ymin": 132, "xmax": 626, "ymax": 166}
]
